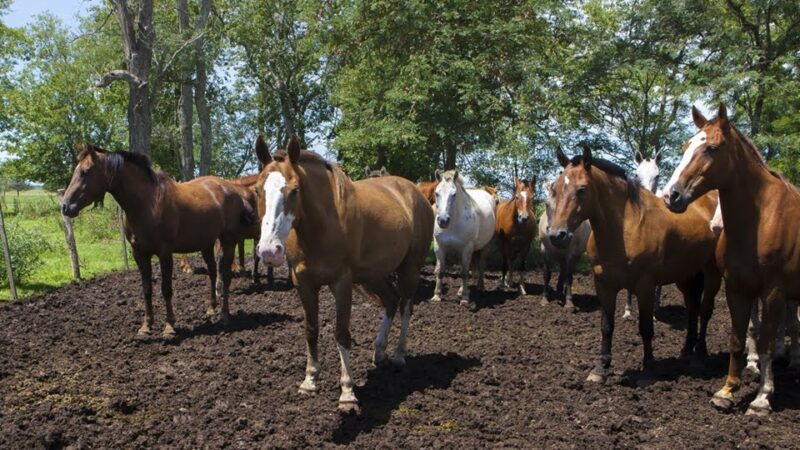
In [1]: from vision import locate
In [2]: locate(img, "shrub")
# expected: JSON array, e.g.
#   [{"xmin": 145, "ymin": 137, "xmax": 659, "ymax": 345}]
[{"xmin": 0, "ymin": 221, "xmax": 53, "ymax": 285}]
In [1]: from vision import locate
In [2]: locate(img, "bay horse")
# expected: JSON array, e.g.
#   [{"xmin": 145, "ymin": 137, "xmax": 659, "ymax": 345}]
[
  {"xmin": 623, "ymin": 152, "xmax": 664, "ymax": 320},
  {"xmin": 495, "ymin": 178, "xmax": 536, "ymax": 295},
  {"xmin": 418, "ymin": 180, "xmax": 438, "ymax": 205},
  {"xmin": 430, "ymin": 169, "xmax": 497, "ymax": 308},
  {"xmin": 254, "ymin": 136, "xmax": 433, "ymax": 411},
  {"xmin": 61, "ymin": 145, "xmax": 255, "ymax": 337},
  {"xmin": 548, "ymin": 145, "xmax": 721, "ymax": 382},
  {"xmin": 538, "ymin": 180, "xmax": 591, "ymax": 311},
  {"xmin": 664, "ymin": 103, "xmax": 800, "ymax": 414}
]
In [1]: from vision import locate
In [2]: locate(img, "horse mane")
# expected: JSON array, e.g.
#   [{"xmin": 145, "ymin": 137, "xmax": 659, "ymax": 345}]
[
  {"xmin": 570, "ymin": 155, "xmax": 642, "ymax": 210},
  {"xmin": 78, "ymin": 144, "xmax": 164, "ymax": 186}
]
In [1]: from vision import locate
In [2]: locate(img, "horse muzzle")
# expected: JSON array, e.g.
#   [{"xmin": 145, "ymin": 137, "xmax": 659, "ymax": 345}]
[
  {"xmin": 548, "ymin": 229, "xmax": 573, "ymax": 249},
  {"xmin": 61, "ymin": 202, "xmax": 79, "ymax": 218},
  {"xmin": 517, "ymin": 213, "xmax": 529, "ymax": 224},
  {"xmin": 256, "ymin": 241, "xmax": 286, "ymax": 266},
  {"xmin": 664, "ymin": 187, "xmax": 690, "ymax": 213},
  {"xmin": 437, "ymin": 216, "xmax": 451, "ymax": 229}
]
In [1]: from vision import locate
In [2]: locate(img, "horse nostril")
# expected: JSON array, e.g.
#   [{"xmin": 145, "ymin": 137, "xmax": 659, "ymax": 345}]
[
  {"xmin": 669, "ymin": 188, "xmax": 681, "ymax": 204},
  {"xmin": 557, "ymin": 230, "xmax": 567, "ymax": 241},
  {"xmin": 275, "ymin": 243, "xmax": 283, "ymax": 253}
]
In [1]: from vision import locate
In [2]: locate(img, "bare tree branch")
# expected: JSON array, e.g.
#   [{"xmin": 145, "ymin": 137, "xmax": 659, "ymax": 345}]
[{"xmin": 96, "ymin": 69, "xmax": 146, "ymax": 88}]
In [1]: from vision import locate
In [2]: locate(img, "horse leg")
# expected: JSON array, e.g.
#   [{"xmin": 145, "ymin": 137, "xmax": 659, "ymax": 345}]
[
  {"xmin": 746, "ymin": 301, "xmax": 760, "ymax": 374},
  {"xmin": 500, "ymin": 238, "xmax": 510, "ymax": 289},
  {"xmin": 331, "ymin": 273, "xmax": 359, "ymax": 412},
  {"xmin": 476, "ymin": 247, "xmax": 488, "ymax": 292},
  {"xmin": 696, "ymin": 267, "xmax": 721, "ymax": 364},
  {"xmin": 365, "ymin": 279, "xmax": 398, "ymax": 367},
  {"xmin": 297, "ymin": 279, "xmax": 321, "ymax": 395},
  {"xmin": 458, "ymin": 244, "xmax": 475, "ymax": 308},
  {"xmin": 516, "ymin": 247, "xmax": 528, "ymax": 296},
  {"xmin": 234, "ymin": 238, "xmax": 245, "ymax": 276},
  {"xmin": 252, "ymin": 240, "xmax": 261, "ymax": 284},
  {"xmin": 587, "ymin": 282, "xmax": 619, "ymax": 383},
  {"xmin": 201, "ymin": 247, "xmax": 217, "ymax": 317},
  {"xmin": 676, "ymin": 274, "xmax": 702, "ymax": 361},
  {"xmin": 787, "ymin": 301, "xmax": 800, "ymax": 369},
  {"xmin": 747, "ymin": 286, "xmax": 787, "ymax": 416},
  {"xmin": 711, "ymin": 289, "xmax": 753, "ymax": 411},
  {"xmin": 158, "ymin": 253, "xmax": 176, "ymax": 338},
  {"xmin": 623, "ymin": 291, "xmax": 634, "ymax": 320},
  {"xmin": 635, "ymin": 280, "xmax": 657, "ymax": 374},
  {"xmin": 541, "ymin": 256, "xmax": 552, "ymax": 306},
  {"xmin": 179, "ymin": 254, "xmax": 193, "ymax": 274},
  {"xmin": 654, "ymin": 285, "xmax": 663, "ymax": 313},
  {"xmin": 218, "ymin": 240, "xmax": 236, "ymax": 325},
  {"xmin": 563, "ymin": 257, "xmax": 577, "ymax": 312},
  {"xmin": 133, "ymin": 249, "xmax": 154, "ymax": 335},
  {"xmin": 431, "ymin": 242, "xmax": 446, "ymax": 302}
]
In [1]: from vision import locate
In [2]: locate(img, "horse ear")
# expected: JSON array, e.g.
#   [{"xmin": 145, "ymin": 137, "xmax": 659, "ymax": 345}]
[
  {"xmin": 634, "ymin": 150, "xmax": 643, "ymax": 164},
  {"xmin": 654, "ymin": 148, "xmax": 662, "ymax": 164},
  {"xmin": 287, "ymin": 135, "xmax": 301, "ymax": 164},
  {"xmin": 556, "ymin": 146, "xmax": 569, "ymax": 168},
  {"xmin": 435, "ymin": 169, "xmax": 443, "ymax": 181},
  {"xmin": 692, "ymin": 105, "xmax": 708, "ymax": 129},
  {"xmin": 581, "ymin": 144, "xmax": 592, "ymax": 169},
  {"xmin": 364, "ymin": 166, "xmax": 370, "ymax": 177},
  {"xmin": 255, "ymin": 135, "xmax": 271, "ymax": 166},
  {"xmin": 717, "ymin": 103, "xmax": 729, "ymax": 128},
  {"xmin": 380, "ymin": 166, "xmax": 387, "ymax": 176},
  {"xmin": 528, "ymin": 176, "xmax": 536, "ymax": 192},
  {"xmin": 453, "ymin": 169, "xmax": 460, "ymax": 182}
]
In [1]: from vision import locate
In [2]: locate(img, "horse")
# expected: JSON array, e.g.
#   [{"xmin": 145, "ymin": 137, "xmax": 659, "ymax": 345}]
[
  {"xmin": 538, "ymin": 180, "xmax": 591, "ymax": 311},
  {"xmin": 253, "ymin": 136, "xmax": 433, "ymax": 412},
  {"xmin": 418, "ymin": 180, "xmax": 438, "ymax": 205},
  {"xmin": 365, "ymin": 166, "xmax": 389, "ymax": 178},
  {"xmin": 61, "ymin": 144, "xmax": 255, "ymax": 337},
  {"xmin": 663, "ymin": 103, "xmax": 800, "ymax": 414},
  {"xmin": 430, "ymin": 169, "xmax": 497, "ymax": 308},
  {"xmin": 548, "ymin": 144, "xmax": 721, "ymax": 383},
  {"xmin": 495, "ymin": 177, "xmax": 536, "ymax": 295},
  {"xmin": 623, "ymin": 151, "xmax": 664, "ymax": 320}
]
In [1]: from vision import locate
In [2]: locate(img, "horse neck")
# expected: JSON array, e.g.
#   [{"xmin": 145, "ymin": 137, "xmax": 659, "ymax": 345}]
[
  {"xmin": 294, "ymin": 164, "xmax": 351, "ymax": 244},
  {"xmin": 452, "ymin": 185, "xmax": 475, "ymax": 221},
  {"xmin": 585, "ymin": 171, "xmax": 630, "ymax": 254},
  {"xmin": 719, "ymin": 137, "xmax": 780, "ymax": 238},
  {"xmin": 108, "ymin": 163, "xmax": 170, "ymax": 222}
]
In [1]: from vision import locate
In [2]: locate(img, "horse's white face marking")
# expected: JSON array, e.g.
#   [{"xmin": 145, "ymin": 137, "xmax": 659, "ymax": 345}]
[
  {"xmin": 565, "ymin": 176, "xmax": 570, "ymax": 185},
  {"xmin": 636, "ymin": 159, "xmax": 660, "ymax": 193},
  {"xmin": 664, "ymin": 130, "xmax": 706, "ymax": 199},
  {"xmin": 257, "ymin": 172, "xmax": 295, "ymax": 265},
  {"xmin": 435, "ymin": 177, "xmax": 459, "ymax": 227},
  {"xmin": 517, "ymin": 190, "xmax": 530, "ymax": 221}
]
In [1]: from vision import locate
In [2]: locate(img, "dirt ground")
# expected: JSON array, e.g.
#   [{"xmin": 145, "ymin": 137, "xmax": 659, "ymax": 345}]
[{"xmin": 1, "ymin": 261, "xmax": 799, "ymax": 449}]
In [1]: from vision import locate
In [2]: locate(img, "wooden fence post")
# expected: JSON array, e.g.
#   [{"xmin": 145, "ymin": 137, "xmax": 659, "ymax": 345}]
[
  {"xmin": 0, "ymin": 201, "xmax": 18, "ymax": 301},
  {"xmin": 56, "ymin": 189, "xmax": 81, "ymax": 280},
  {"xmin": 117, "ymin": 205, "xmax": 129, "ymax": 270}
]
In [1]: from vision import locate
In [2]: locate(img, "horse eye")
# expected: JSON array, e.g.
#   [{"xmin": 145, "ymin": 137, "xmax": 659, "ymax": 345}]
[
  {"xmin": 576, "ymin": 186, "xmax": 587, "ymax": 196},
  {"xmin": 706, "ymin": 145, "xmax": 718, "ymax": 153}
]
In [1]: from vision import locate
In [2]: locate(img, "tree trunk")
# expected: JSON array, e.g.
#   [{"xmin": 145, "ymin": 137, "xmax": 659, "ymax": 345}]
[
  {"xmin": 176, "ymin": 0, "xmax": 195, "ymax": 180},
  {"xmin": 195, "ymin": 0, "xmax": 213, "ymax": 176},
  {"xmin": 444, "ymin": 143, "xmax": 457, "ymax": 170}
]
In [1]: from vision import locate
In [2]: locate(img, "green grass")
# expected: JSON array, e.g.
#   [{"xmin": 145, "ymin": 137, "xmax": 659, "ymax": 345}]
[{"xmin": 1, "ymin": 190, "xmax": 128, "ymax": 300}]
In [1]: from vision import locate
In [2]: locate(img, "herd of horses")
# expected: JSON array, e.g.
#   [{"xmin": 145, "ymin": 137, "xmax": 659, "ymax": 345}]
[{"xmin": 59, "ymin": 103, "xmax": 800, "ymax": 417}]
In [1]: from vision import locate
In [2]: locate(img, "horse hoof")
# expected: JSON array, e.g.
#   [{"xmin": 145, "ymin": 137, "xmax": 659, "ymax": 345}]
[
  {"xmin": 218, "ymin": 312, "xmax": 231, "ymax": 326},
  {"xmin": 622, "ymin": 311, "xmax": 632, "ymax": 320},
  {"xmin": 205, "ymin": 307, "xmax": 216, "ymax": 318},
  {"xmin": 710, "ymin": 394, "xmax": 735, "ymax": 411},
  {"xmin": 298, "ymin": 381, "xmax": 318, "ymax": 395},
  {"xmin": 564, "ymin": 303, "xmax": 576, "ymax": 313},
  {"xmin": 745, "ymin": 404, "xmax": 772, "ymax": 416},
  {"xmin": 430, "ymin": 295, "xmax": 442, "ymax": 303},
  {"xmin": 392, "ymin": 355, "xmax": 407, "ymax": 369},
  {"xmin": 586, "ymin": 371, "xmax": 607, "ymax": 383},
  {"xmin": 745, "ymin": 362, "xmax": 760, "ymax": 375},
  {"xmin": 338, "ymin": 401, "xmax": 360, "ymax": 415},
  {"xmin": 137, "ymin": 324, "xmax": 152, "ymax": 336},
  {"xmin": 540, "ymin": 297, "xmax": 549, "ymax": 306},
  {"xmin": 373, "ymin": 353, "xmax": 390, "ymax": 368},
  {"xmin": 162, "ymin": 324, "xmax": 176, "ymax": 339}
]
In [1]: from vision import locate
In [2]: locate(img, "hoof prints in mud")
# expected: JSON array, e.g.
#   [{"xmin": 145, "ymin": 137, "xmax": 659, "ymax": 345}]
[{"xmin": 1, "ymin": 263, "xmax": 800, "ymax": 448}]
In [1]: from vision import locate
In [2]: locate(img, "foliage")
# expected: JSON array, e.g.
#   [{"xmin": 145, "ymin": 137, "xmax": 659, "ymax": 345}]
[{"xmin": 0, "ymin": 220, "xmax": 52, "ymax": 285}]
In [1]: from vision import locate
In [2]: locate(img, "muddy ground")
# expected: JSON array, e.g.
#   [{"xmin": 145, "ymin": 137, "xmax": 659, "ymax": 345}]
[{"xmin": 1, "ymin": 261, "xmax": 799, "ymax": 449}]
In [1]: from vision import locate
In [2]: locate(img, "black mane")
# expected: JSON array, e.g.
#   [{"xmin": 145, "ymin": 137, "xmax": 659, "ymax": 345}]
[
  {"xmin": 78, "ymin": 144, "xmax": 162, "ymax": 185},
  {"xmin": 570, "ymin": 155, "xmax": 642, "ymax": 207}
]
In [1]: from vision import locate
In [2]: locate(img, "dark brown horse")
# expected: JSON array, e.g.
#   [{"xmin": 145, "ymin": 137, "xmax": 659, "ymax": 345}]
[
  {"xmin": 61, "ymin": 145, "xmax": 255, "ymax": 337},
  {"xmin": 495, "ymin": 177, "xmax": 536, "ymax": 294},
  {"xmin": 253, "ymin": 136, "xmax": 434, "ymax": 411},
  {"xmin": 663, "ymin": 104, "xmax": 800, "ymax": 415},
  {"xmin": 548, "ymin": 145, "xmax": 721, "ymax": 382}
]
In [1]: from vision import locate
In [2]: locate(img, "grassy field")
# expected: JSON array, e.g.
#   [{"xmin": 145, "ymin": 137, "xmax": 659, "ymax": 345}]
[{"xmin": 0, "ymin": 190, "xmax": 128, "ymax": 300}]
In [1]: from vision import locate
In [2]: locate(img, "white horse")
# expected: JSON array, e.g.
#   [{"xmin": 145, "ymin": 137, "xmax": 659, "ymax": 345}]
[
  {"xmin": 539, "ymin": 181, "xmax": 591, "ymax": 311},
  {"xmin": 431, "ymin": 169, "xmax": 497, "ymax": 308},
  {"xmin": 623, "ymin": 151, "xmax": 664, "ymax": 319},
  {"xmin": 710, "ymin": 197, "xmax": 800, "ymax": 372}
]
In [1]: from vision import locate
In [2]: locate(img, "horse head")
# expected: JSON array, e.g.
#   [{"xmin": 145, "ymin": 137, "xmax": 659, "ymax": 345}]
[{"xmin": 434, "ymin": 169, "xmax": 463, "ymax": 229}]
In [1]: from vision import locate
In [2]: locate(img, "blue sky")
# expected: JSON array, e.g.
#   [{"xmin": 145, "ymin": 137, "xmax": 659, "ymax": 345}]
[{"xmin": 4, "ymin": 0, "xmax": 95, "ymax": 29}]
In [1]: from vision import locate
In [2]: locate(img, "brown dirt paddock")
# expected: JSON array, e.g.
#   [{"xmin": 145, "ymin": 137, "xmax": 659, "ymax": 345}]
[{"xmin": 1, "ymin": 262, "xmax": 799, "ymax": 449}]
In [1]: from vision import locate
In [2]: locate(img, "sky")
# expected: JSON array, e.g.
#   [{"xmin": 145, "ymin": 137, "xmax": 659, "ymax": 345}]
[{"xmin": 4, "ymin": 0, "xmax": 94, "ymax": 29}]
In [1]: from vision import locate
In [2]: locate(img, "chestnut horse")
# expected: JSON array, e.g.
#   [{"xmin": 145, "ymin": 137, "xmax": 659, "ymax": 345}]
[
  {"xmin": 548, "ymin": 145, "xmax": 721, "ymax": 382},
  {"xmin": 61, "ymin": 145, "xmax": 255, "ymax": 337},
  {"xmin": 664, "ymin": 103, "xmax": 800, "ymax": 415},
  {"xmin": 254, "ymin": 136, "xmax": 434, "ymax": 411},
  {"xmin": 495, "ymin": 177, "xmax": 536, "ymax": 294},
  {"xmin": 418, "ymin": 180, "xmax": 438, "ymax": 205}
]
